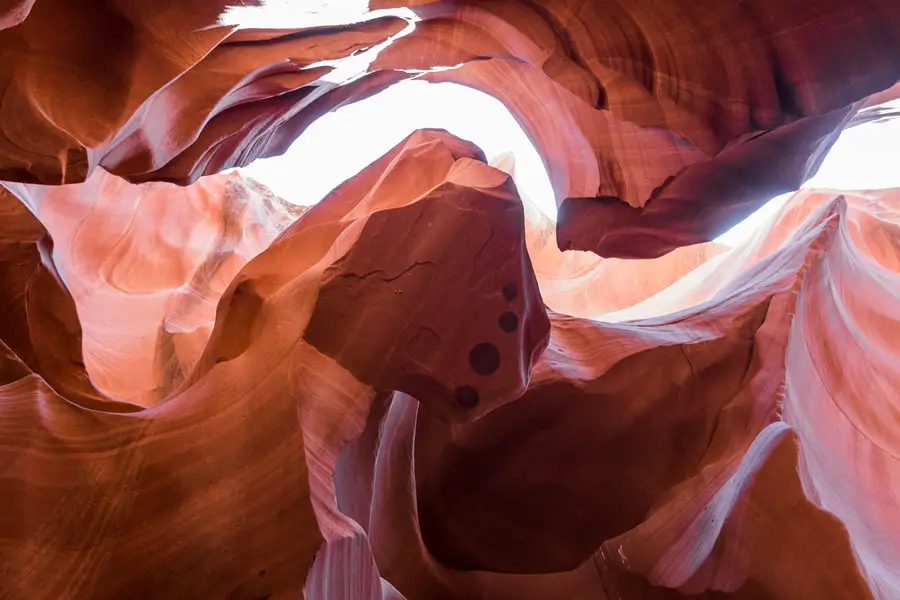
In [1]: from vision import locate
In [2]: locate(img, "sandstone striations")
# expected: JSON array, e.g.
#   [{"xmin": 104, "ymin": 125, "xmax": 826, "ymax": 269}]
[{"xmin": 0, "ymin": 1, "xmax": 899, "ymax": 599}]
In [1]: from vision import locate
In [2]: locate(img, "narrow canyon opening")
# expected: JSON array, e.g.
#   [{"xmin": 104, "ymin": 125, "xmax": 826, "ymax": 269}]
[
  {"xmin": 226, "ymin": 2, "xmax": 900, "ymax": 251},
  {"xmin": 1, "ymin": 1, "xmax": 899, "ymax": 598}
]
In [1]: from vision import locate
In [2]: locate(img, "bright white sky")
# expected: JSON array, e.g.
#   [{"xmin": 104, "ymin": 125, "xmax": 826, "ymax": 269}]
[{"xmin": 225, "ymin": 2, "xmax": 900, "ymax": 248}]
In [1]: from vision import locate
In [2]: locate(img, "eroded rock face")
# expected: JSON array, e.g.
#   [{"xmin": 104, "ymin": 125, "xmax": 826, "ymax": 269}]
[
  {"xmin": 5, "ymin": 170, "xmax": 306, "ymax": 406},
  {"xmin": 0, "ymin": 0, "xmax": 897, "ymax": 255},
  {"xmin": 0, "ymin": 1, "xmax": 899, "ymax": 599},
  {"xmin": 1, "ymin": 128, "xmax": 899, "ymax": 599}
]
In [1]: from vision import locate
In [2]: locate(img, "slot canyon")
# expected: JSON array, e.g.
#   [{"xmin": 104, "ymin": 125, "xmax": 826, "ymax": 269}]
[{"xmin": 1, "ymin": 1, "xmax": 900, "ymax": 598}]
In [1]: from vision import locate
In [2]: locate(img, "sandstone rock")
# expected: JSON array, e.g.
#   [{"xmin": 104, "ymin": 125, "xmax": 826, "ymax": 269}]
[{"xmin": 0, "ymin": 2, "xmax": 899, "ymax": 598}]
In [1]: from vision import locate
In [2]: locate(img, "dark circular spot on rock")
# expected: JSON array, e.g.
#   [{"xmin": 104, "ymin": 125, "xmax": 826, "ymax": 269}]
[
  {"xmin": 469, "ymin": 342, "xmax": 500, "ymax": 375},
  {"xmin": 258, "ymin": 569, "xmax": 267, "ymax": 578},
  {"xmin": 455, "ymin": 385, "xmax": 480, "ymax": 409},
  {"xmin": 502, "ymin": 282, "xmax": 518, "ymax": 301},
  {"xmin": 498, "ymin": 311, "xmax": 519, "ymax": 333}
]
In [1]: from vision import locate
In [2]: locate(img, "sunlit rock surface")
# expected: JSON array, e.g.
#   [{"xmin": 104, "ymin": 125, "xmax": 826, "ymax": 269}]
[
  {"xmin": 5, "ymin": 170, "xmax": 306, "ymax": 406},
  {"xmin": 1, "ymin": 0, "xmax": 897, "ymax": 255},
  {"xmin": 0, "ymin": 1, "xmax": 899, "ymax": 599}
]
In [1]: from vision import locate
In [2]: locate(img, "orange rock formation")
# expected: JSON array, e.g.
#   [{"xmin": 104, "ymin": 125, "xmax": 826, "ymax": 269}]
[{"xmin": 0, "ymin": 2, "xmax": 899, "ymax": 599}]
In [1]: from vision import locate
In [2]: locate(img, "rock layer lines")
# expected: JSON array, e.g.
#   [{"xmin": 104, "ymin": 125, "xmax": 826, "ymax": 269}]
[{"xmin": 0, "ymin": 1, "xmax": 899, "ymax": 599}]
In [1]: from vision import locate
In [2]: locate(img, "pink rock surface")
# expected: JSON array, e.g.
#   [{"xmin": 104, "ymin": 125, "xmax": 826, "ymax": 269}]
[
  {"xmin": 2, "ymin": 129, "xmax": 900, "ymax": 598},
  {"xmin": 6, "ymin": 170, "xmax": 305, "ymax": 406},
  {"xmin": 0, "ymin": 1, "xmax": 899, "ymax": 598},
  {"xmin": 523, "ymin": 197, "xmax": 728, "ymax": 319},
  {"xmin": 0, "ymin": 0, "xmax": 897, "ymax": 257}
]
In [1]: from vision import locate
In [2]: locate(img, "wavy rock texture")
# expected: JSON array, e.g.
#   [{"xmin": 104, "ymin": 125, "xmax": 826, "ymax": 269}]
[
  {"xmin": 0, "ymin": 130, "xmax": 553, "ymax": 598},
  {"xmin": 0, "ymin": 1, "xmax": 899, "ymax": 599},
  {"xmin": 5, "ymin": 170, "xmax": 306, "ymax": 406},
  {"xmin": 0, "ymin": 0, "xmax": 898, "ymax": 255},
  {"xmin": 2, "ymin": 127, "xmax": 900, "ymax": 599}
]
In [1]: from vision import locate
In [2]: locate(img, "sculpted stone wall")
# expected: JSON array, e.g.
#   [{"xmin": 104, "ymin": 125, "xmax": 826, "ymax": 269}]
[{"xmin": 0, "ymin": 2, "xmax": 899, "ymax": 599}]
